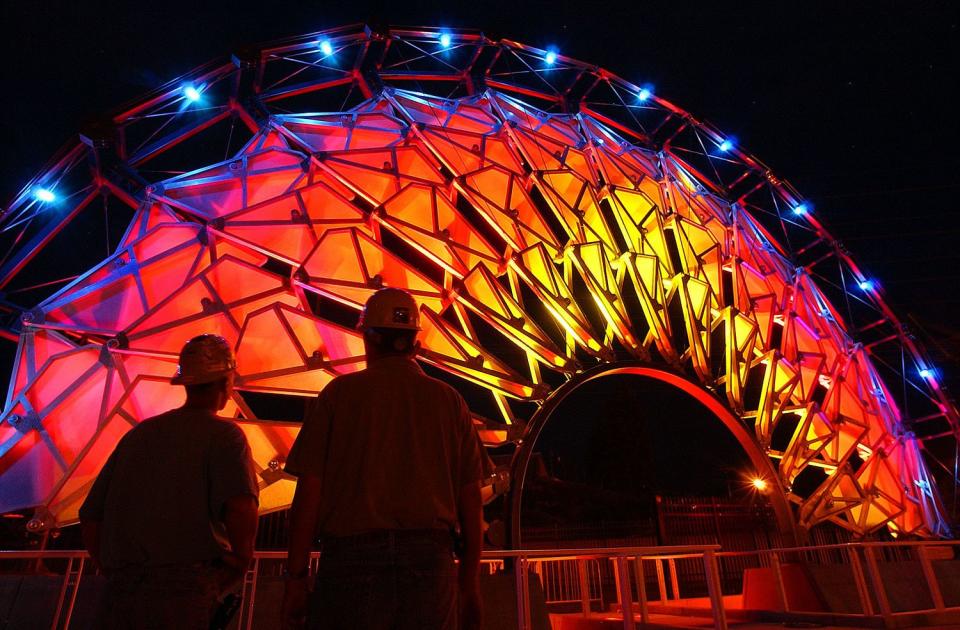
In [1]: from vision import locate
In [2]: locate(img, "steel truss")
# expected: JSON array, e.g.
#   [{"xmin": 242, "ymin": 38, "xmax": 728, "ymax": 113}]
[{"xmin": 0, "ymin": 24, "xmax": 956, "ymax": 538}]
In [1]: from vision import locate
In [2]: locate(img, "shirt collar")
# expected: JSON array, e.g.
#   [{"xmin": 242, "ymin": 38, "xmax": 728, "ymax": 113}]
[{"xmin": 367, "ymin": 355, "xmax": 424, "ymax": 373}]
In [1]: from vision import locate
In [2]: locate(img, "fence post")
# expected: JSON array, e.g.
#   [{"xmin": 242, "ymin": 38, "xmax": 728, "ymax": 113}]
[
  {"xmin": 863, "ymin": 546, "xmax": 893, "ymax": 627},
  {"xmin": 241, "ymin": 557, "xmax": 261, "ymax": 630},
  {"xmin": 62, "ymin": 556, "xmax": 85, "ymax": 630},
  {"xmin": 770, "ymin": 552, "xmax": 788, "ymax": 612},
  {"xmin": 918, "ymin": 545, "xmax": 945, "ymax": 611},
  {"xmin": 655, "ymin": 558, "xmax": 668, "ymax": 604},
  {"xmin": 633, "ymin": 556, "xmax": 649, "ymax": 624},
  {"xmin": 51, "ymin": 557, "xmax": 73, "ymax": 630},
  {"xmin": 702, "ymin": 550, "xmax": 728, "ymax": 630},
  {"xmin": 847, "ymin": 546, "xmax": 874, "ymax": 616},
  {"xmin": 668, "ymin": 557, "xmax": 680, "ymax": 600},
  {"xmin": 515, "ymin": 557, "xmax": 531, "ymax": 630},
  {"xmin": 615, "ymin": 556, "xmax": 635, "ymax": 630},
  {"xmin": 577, "ymin": 559, "xmax": 591, "ymax": 617}
]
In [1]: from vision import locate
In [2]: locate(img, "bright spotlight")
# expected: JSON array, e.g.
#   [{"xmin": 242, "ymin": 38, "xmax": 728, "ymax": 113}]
[
  {"xmin": 719, "ymin": 139, "xmax": 733, "ymax": 152},
  {"xmin": 439, "ymin": 33, "xmax": 452, "ymax": 48},
  {"xmin": 35, "ymin": 188, "xmax": 56, "ymax": 203},
  {"xmin": 919, "ymin": 368, "xmax": 933, "ymax": 379},
  {"xmin": 545, "ymin": 50, "xmax": 557, "ymax": 64},
  {"xmin": 858, "ymin": 280, "xmax": 874, "ymax": 291},
  {"xmin": 792, "ymin": 203, "xmax": 809, "ymax": 216},
  {"xmin": 637, "ymin": 87, "xmax": 652, "ymax": 101},
  {"xmin": 751, "ymin": 477, "xmax": 768, "ymax": 492},
  {"xmin": 319, "ymin": 40, "xmax": 333, "ymax": 56},
  {"xmin": 183, "ymin": 85, "xmax": 202, "ymax": 102}
]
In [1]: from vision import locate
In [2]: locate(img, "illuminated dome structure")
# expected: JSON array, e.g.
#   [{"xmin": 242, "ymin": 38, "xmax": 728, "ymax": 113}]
[{"xmin": 0, "ymin": 25, "xmax": 956, "ymax": 540}]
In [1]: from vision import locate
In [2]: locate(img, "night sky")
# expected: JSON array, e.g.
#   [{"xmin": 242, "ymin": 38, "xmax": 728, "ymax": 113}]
[{"xmin": 2, "ymin": 2, "xmax": 958, "ymax": 494}]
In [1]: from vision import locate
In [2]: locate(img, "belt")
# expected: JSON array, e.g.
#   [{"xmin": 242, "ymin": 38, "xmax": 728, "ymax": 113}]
[{"xmin": 320, "ymin": 528, "xmax": 453, "ymax": 548}]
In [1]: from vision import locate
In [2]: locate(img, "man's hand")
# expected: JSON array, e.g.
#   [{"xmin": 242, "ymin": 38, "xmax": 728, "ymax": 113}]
[
  {"xmin": 281, "ymin": 577, "xmax": 310, "ymax": 630},
  {"xmin": 216, "ymin": 551, "xmax": 249, "ymax": 594},
  {"xmin": 459, "ymin": 580, "xmax": 482, "ymax": 630}
]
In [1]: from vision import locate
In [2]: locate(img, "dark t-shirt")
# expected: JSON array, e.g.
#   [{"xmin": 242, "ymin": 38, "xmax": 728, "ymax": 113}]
[
  {"xmin": 78, "ymin": 408, "xmax": 259, "ymax": 569},
  {"xmin": 285, "ymin": 356, "xmax": 484, "ymax": 537}
]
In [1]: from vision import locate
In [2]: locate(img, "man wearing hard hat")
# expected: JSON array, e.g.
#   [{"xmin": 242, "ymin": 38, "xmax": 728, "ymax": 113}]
[
  {"xmin": 79, "ymin": 334, "xmax": 259, "ymax": 629},
  {"xmin": 282, "ymin": 288, "xmax": 485, "ymax": 630}
]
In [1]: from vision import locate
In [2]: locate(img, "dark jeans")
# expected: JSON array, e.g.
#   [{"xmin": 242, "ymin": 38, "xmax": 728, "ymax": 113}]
[
  {"xmin": 93, "ymin": 564, "xmax": 220, "ymax": 630},
  {"xmin": 308, "ymin": 529, "xmax": 458, "ymax": 630}
]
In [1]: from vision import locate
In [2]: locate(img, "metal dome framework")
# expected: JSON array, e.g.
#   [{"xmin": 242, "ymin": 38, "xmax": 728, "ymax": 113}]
[{"xmin": 0, "ymin": 24, "xmax": 956, "ymax": 538}]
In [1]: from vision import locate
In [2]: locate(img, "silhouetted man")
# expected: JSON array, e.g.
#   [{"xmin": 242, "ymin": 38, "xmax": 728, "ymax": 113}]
[
  {"xmin": 80, "ymin": 334, "xmax": 259, "ymax": 629},
  {"xmin": 282, "ymin": 288, "xmax": 484, "ymax": 629}
]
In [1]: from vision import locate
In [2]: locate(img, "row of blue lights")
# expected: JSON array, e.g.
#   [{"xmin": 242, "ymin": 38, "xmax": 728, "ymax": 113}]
[{"xmin": 155, "ymin": 40, "xmax": 946, "ymax": 389}]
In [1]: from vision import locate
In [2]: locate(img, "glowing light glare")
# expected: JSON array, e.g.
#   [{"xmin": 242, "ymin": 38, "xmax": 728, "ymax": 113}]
[
  {"xmin": 919, "ymin": 368, "xmax": 934, "ymax": 380},
  {"xmin": 793, "ymin": 203, "xmax": 809, "ymax": 216},
  {"xmin": 34, "ymin": 188, "xmax": 56, "ymax": 203},
  {"xmin": 439, "ymin": 33, "xmax": 452, "ymax": 48},
  {"xmin": 637, "ymin": 87, "xmax": 652, "ymax": 101},
  {"xmin": 183, "ymin": 85, "xmax": 202, "ymax": 102},
  {"xmin": 545, "ymin": 50, "xmax": 557, "ymax": 64},
  {"xmin": 319, "ymin": 40, "xmax": 333, "ymax": 56},
  {"xmin": 718, "ymin": 139, "xmax": 733, "ymax": 152},
  {"xmin": 751, "ymin": 477, "xmax": 769, "ymax": 492},
  {"xmin": 858, "ymin": 279, "xmax": 875, "ymax": 291}
]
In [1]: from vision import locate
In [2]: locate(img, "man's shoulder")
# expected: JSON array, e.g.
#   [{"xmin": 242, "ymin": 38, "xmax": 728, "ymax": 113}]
[{"xmin": 128, "ymin": 408, "xmax": 244, "ymax": 438}]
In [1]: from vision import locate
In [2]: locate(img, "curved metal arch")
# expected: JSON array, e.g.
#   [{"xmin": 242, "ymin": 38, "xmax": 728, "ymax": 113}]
[{"xmin": 506, "ymin": 361, "xmax": 799, "ymax": 548}]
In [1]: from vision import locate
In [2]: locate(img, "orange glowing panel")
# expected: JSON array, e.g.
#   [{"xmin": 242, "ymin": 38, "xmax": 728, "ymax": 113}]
[
  {"xmin": 236, "ymin": 303, "xmax": 366, "ymax": 396},
  {"xmin": 461, "ymin": 166, "xmax": 561, "ymax": 256},
  {"xmin": 418, "ymin": 308, "xmax": 538, "ymax": 400},
  {"xmin": 379, "ymin": 184, "xmax": 501, "ymax": 276},
  {"xmin": 160, "ymin": 148, "xmax": 308, "ymax": 219},
  {"xmin": 298, "ymin": 228, "xmax": 446, "ymax": 313}
]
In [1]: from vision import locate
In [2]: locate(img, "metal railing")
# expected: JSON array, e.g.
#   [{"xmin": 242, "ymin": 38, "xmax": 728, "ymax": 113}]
[{"xmin": 2, "ymin": 540, "xmax": 958, "ymax": 630}]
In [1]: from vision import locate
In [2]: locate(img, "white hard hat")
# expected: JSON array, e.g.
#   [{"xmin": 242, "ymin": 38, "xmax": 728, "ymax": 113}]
[
  {"xmin": 357, "ymin": 288, "xmax": 421, "ymax": 331},
  {"xmin": 171, "ymin": 334, "xmax": 237, "ymax": 385}
]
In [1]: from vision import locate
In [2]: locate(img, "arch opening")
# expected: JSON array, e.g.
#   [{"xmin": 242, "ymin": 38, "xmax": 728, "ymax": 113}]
[{"xmin": 508, "ymin": 363, "xmax": 798, "ymax": 549}]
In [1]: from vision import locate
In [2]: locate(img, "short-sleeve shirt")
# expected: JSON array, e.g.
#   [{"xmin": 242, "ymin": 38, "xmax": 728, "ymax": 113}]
[
  {"xmin": 78, "ymin": 408, "xmax": 259, "ymax": 569},
  {"xmin": 285, "ymin": 356, "xmax": 484, "ymax": 537}
]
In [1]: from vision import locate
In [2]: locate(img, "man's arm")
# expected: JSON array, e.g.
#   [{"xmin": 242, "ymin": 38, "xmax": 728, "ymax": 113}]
[
  {"xmin": 80, "ymin": 520, "xmax": 103, "ymax": 571},
  {"xmin": 286, "ymin": 473, "xmax": 322, "ymax": 577},
  {"xmin": 281, "ymin": 473, "xmax": 323, "ymax": 629},
  {"xmin": 222, "ymin": 494, "xmax": 259, "ymax": 571},
  {"xmin": 78, "ymin": 448, "xmax": 120, "ymax": 571},
  {"xmin": 458, "ymin": 480, "xmax": 483, "ymax": 630}
]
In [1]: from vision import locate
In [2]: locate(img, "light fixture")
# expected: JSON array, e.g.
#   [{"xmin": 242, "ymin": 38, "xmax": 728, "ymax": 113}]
[
  {"xmin": 793, "ymin": 203, "xmax": 809, "ymax": 216},
  {"xmin": 545, "ymin": 50, "xmax": 557, "ymax": 64},
  {"xmin": 183, "ymin": 85, "xmax": 202, "ymax": 102},
  {"xmin": 319, "ymin": 40, "xmax": 333, "ymax": 56},
  {"xmin": 439, "ymin": 33, "xmax": 452, "ymax": 48},
  {"xmin": 719, "ymin": 139, "xmax": 733, "ymax": 152},
  {"xmin": 35, "ymin": 188, "xmax": 56, "ymax": 203}
]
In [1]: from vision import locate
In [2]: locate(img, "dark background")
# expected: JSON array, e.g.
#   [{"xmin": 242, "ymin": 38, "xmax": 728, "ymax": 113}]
[{"xmin": 1, "ymin": 1, "xmax": 958, "ymax": 497}]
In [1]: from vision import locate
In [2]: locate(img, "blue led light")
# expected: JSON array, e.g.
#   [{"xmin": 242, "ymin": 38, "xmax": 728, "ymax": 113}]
[
  {"xmin": 637, "ymin": 88, "xmax": 652, "ymax": 101},
  {"xmin": 919, "ymin": 368, "xmax": 933, "ymax": 379},
  {"xmin": 319, "ymin": 39, "xmax": 333, "ymax": 56},
  {"xmin": 35, "ymin": 188, "xmax": 56, "ymax": 203},
  {"xmin": 719, "ymin": 139, "xmax": 733, "ymax": 152},
  {"xmin": 183, "ymin": 85, "xmax": 202, "ymax": 102},
  {"xmin": 858, "ymin": 280, "xmax": 874, "ymax": 291},
  {"xmin": 793, "ymin": 203, "xmax": 809, "ymax": 216},
  {"xmin": 439, "ymin": 33, "xmax": 452, "ymax": 48},
  {"xmin": 545, "ymin": 50, "xmax": 557, "ymax": 64}
]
